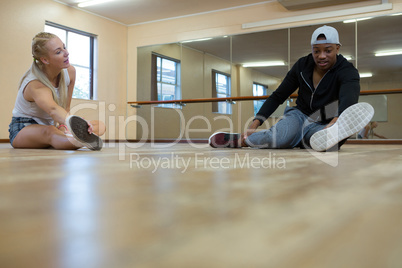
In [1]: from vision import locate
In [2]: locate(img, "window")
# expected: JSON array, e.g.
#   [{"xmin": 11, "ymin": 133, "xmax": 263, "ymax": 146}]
[
  {"xmin": 151, "ymin": 53, "xmax": 181, "ymax": 108},
  {"xmin": 45, "ymin": 22, "xmax": 96, "ymax": 100},
  {"xmin": 253, "ymin": 83, "xmax": 268, "ymax": 116},
  {"xmin": 212, "ymin": 70, "xmax": 231, "ymax": 114}
]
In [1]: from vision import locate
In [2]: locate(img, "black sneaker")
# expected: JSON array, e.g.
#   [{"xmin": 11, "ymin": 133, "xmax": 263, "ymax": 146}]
[
  {"xmin": 65, "ymin": 115, "xmax": 103, "ymax": 151},
  {"xmin": 310, "ymin": 102, "xmax": 374, "ymax": 152},
  {"xmin": 209, "ymin": 132, "xmax": 241, "ymax": 148}
]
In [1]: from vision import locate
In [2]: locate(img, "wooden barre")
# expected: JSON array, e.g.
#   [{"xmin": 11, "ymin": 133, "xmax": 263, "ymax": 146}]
[{"xmin": 128, "ymin": 89, "xmax": 402, "ymax": 105}]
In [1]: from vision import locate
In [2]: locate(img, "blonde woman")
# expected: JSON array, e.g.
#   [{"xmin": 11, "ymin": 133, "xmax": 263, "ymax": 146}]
[{"xmin": 9, "ymin": 32, "xmax": 105, "ymax": 150}]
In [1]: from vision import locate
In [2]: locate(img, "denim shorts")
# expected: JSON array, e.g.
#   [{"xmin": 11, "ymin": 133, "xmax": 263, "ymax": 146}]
[{"xmin": 8, "ymin": 117, "xmax": 39, "ymax": 146}]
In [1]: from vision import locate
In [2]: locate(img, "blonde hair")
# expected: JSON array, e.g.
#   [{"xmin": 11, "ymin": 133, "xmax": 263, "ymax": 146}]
[{"xmin": 20, "ymin": 32, "xmax": 67, "ymax": 108}]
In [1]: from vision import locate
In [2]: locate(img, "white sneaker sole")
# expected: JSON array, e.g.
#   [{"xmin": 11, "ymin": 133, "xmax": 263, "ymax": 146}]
[{"xmin": 310, "ymin": 102, "xmax": 374, "ymax": 152}]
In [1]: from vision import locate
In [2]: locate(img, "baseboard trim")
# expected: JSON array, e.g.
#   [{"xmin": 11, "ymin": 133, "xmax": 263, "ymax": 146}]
[
  {"xmin": 105, "ymin": 139, "xmax": 209, "ymax": 144},
  {"xmin": 1, "ymin": 139, "xmax": 400, "ymax": 145},
  {"xmin": 345, "ymin": 139, "xmax": 402, "ymax": 144},
  {"xmin": 0, "ymin": 139, "xmax": 209, "ymax": 144},
  {"xmin": 108, "ymin": 139, "xmax": 402, "ymax": 144}
]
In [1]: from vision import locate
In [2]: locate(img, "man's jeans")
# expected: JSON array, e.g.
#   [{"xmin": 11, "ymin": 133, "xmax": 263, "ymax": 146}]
[{"xmin": 246, "ymin": 107, "xmax": 334, "ymax": 149}]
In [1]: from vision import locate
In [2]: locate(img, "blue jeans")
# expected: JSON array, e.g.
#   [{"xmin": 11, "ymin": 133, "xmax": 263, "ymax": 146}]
[
  {"xmin": 9, "ymin": 117, "xmax": 39, "ymax": 146},
  {"xmin": 246, "ymin": 107, "xmax": 332, "ymax": 149}
]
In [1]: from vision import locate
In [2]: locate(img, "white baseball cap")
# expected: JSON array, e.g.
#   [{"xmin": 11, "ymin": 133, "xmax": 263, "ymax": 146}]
[{"xmin": 311, "ymin": 25, "xmax": 341, "ymax": 46}]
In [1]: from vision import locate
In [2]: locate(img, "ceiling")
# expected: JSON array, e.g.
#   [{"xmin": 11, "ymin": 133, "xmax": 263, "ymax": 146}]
[{"xmin": 55, "ymin": 0, "xmax": 271, "ymax": 25}]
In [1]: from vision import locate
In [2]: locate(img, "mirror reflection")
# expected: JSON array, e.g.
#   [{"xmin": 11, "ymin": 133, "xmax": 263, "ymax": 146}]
[{"xmin": 137, "ymin": 14, "xmax": 402, "ymax": 140}]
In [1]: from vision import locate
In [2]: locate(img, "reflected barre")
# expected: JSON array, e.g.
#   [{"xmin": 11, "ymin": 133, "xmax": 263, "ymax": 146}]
[
  {"xmin": 128, "ymin": 94, "xmax": 297, "ymax": 107},
  {"xmin": 128, "ymin": 89, "xmax": 402, "ymax": 107}
]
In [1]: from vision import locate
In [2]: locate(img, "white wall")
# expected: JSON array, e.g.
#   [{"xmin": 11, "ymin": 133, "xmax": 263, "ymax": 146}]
[{"xmin": 0, "ymin": 0, "xmax": 127, "ymax": 140}]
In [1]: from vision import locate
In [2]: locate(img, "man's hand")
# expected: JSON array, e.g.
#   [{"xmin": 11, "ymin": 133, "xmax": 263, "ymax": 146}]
[
  {"xmin": 325, "ymin": 117, "xmax": 338, "ymax": 129},
  {"xmin": 241, "ymin": 119, "xmax": 261, "ymax": 146},
  {"xmin": 242, "ymin": 128, "xmax": 256, "ymax": 141}
]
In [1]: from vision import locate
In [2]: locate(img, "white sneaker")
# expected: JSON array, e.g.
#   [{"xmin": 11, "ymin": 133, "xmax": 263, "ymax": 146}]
[
  {"xmin": 310, "ymin": 102, "xmax": 374, "ymax": 152},
  {"xmin": 65, "ymin": 115, "xmax": 103, "ymax": 151}
]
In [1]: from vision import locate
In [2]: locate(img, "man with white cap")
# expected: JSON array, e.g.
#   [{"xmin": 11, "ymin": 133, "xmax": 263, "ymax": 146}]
[{"xmin": 209, "ymin": 25, "xmax": 374, "ymax": 151}]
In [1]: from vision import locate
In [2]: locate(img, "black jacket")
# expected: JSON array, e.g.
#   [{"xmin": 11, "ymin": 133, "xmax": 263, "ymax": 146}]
[{"xmin": 255, "ymin": 54, "xmax": 360, "ymax": 124}]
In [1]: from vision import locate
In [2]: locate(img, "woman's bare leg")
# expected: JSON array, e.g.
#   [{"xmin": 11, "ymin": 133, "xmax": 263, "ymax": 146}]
[{"xmin": 12, "ymin": 125, "xmax": 82, "ymax": 150}]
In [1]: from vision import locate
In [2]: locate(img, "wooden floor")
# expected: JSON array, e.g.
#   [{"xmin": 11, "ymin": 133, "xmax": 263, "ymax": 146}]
[{"xmin": 0, "ymin": 142, "xmax": 402, "ymax": 268}]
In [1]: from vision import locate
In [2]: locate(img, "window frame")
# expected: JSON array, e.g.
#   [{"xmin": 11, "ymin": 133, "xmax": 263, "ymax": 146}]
[
  {"xmin": 212, "ymin": 69, "xmax": 231, "ymax": 114},
  {"xmin": 45, "ymin": 21, "xmax": 96, "ymax": 100},
  {"xmin": 151, "ymin": 53, "xmax": 181, "ymax": 108},
  {"xmin": 253, "ymin": 82, "xmax": 268, "ymax": 116}
]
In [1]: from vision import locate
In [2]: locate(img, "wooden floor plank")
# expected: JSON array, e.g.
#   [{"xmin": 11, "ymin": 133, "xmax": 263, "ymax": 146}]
[{"xmin": 0, "ymin": 143, "xmax": 401, "ymax": 268}]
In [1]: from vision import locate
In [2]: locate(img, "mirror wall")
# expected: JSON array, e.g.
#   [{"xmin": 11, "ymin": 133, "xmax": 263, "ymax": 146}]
[{"xmin": 137, "ymin": 13, "xmax": 402, "ymax": 140}]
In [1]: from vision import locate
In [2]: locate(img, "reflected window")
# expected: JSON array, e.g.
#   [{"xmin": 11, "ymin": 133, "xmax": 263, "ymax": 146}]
[
  {"xmin": 45, "ymin": 22, "xmax": 95, "ymax": 100},
  {"xmin": 151, "ymin": 53, "xmax": 181, "ymax": 108},
  {"xmin": 212, "ymin": 70, "xmax": 231, "ymax": 114},
  {"xmin": 253, "ymin": 83, "xmax": 267, "ymax": 115}
]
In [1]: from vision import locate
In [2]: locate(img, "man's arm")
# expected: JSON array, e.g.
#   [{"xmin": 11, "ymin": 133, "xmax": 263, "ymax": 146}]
[
  {"xmin": 241, "ymin": 68, "xmax": 299, "ymax": 145},
  {"xmin": 337, "ymin": 66, "xmax": 360, "ymax": 116},
  {"xmin": 242, "ymin": 119, "xmax": 261, "ymax": 143},
  {"xmin": 252, "ymin": 60, "xmax": 301, "ymax": 129}
]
